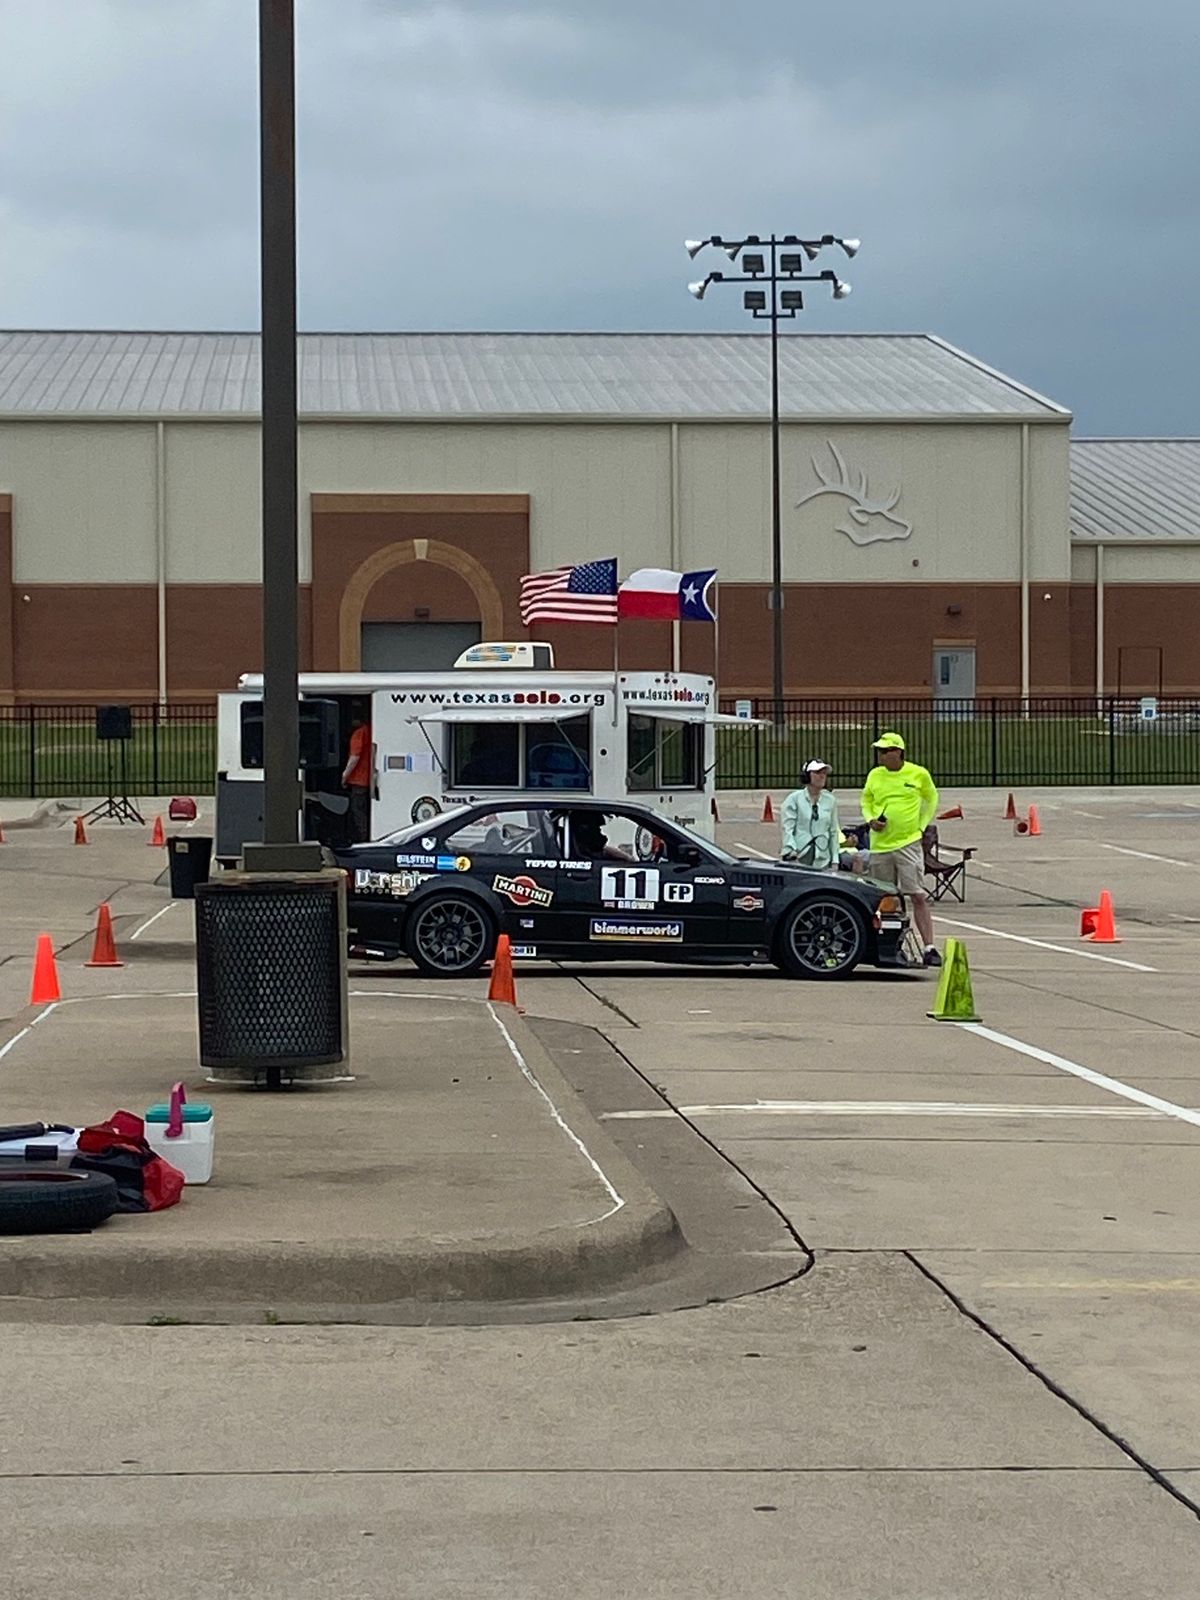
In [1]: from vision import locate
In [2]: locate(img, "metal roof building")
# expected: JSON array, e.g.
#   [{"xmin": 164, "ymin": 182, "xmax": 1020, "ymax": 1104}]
[
  {"xmin": 1070, "ymin": 439, "xmax": 1200, "ymax": 543},
  {"xmin": 0, "ymin": 329, "xmax": 1067, "ymax": 422},
  {"xmin": 1, "ymin": 326, "xmax": 1196, "ymax": 702}
]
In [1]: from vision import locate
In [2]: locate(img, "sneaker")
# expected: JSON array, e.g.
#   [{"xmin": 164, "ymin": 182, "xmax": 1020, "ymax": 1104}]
[{"xmin": 922, "ymin": 946, "xmax": 943, "ymax": 968}]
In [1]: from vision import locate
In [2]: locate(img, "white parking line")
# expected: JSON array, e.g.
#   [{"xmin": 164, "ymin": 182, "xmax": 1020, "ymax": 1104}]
[
  {"xmin": 487, "ymin": 1000, "xmax": 625, "ymax": 1223},
  {"xmin": 960, "ymin": 1023, "xmax": 1200, "ymax": 1131},
  {"xmin": 130, "ymin": 902, "xmax": 177, "ymax": 941},
  {"xmin": 735, "ymin": 842, "xmax": 775, "ymax": 859},
  {"xmin": 603, "ymin": 1101, "xmax": 1166, "ymax": 1121},
  {"xmin": 1099, "ymin": 843, "xmax": 1193, "ymax": 868},
  {"xmin": 934, "ymin": 914, "xmax": 1156, "ymax": 973}
]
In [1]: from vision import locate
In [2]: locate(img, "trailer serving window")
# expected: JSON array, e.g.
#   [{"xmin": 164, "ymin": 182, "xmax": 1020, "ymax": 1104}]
[
  {"xmin": 448, "ymin": 714, "xmax": 591, "ymax": 791},
  {"xmin": 626, "ymin": 713, "xmax": 703, "ymax": 791}
]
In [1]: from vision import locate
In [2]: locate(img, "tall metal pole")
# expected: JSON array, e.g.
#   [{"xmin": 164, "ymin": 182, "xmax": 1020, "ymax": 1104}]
[
  {"xmin": 768, "ymin": 236, "xmax": 784, "ymax": 723},
  {"xmin": 258, "ymin": 0, "xmax": 300, "ymax": 845}
]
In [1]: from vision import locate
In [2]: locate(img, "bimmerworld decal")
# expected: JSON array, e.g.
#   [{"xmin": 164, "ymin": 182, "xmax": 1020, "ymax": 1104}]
[{"xmin": 590, "ymin": 918, "xmax": 684, "ymax": 942}]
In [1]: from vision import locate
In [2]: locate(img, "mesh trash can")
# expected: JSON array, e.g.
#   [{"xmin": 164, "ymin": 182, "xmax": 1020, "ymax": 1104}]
[
  {"xmin": 195, "ymin": 870, "xmax": 348, "ymax": 1085},
  {"xmin": 167, "ymin": 835, "xmax": 213, "ymax": 900}
]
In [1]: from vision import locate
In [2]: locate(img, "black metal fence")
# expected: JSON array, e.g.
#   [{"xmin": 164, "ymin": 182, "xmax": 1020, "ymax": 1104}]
[
  {"xmin": 2, "ymin": 696, "xmax": 1197, "ymax": 800},
  {"xmin": 715, "ymin": 696, "xmax": 1200, "ymax": 790},
  {"xmin": 0, "ymin": 704, "xmax": 217, "ymax": 798}
]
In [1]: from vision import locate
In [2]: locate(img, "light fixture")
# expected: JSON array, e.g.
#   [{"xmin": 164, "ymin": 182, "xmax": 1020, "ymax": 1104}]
[
  {"xmin": 723, "ymin": 241, "xmax": 742, "ymax": 260},
  {"xmin": 743, "ymin": 289, "xmax": 767, "ymax": 311},
  {"xmin": 687, "ymin": 278, "xmax": 710, "ymax": 300},
  {"xmin": 780, "ymin": 253, "xmax": 804, "ymax": 274},
  {"xmin": 832, "ymin": 278, "xmax": 852, "ymax": 299},
  {"xmin": 781, "ymin": 289, "xmax": 803, "ymax": 310},
  {"xmin": 741, "ymin": 253, "xmax": 765, "ymax": 275},
  {"xmin": 840, "ymin": 237, "xmax": 860, "ymax": 258},
  {"xmin": 684, "ymin": 238, "xmax": 708, "ymax": 259},
  {"xmin": 801, "ymin": 241, "xmax": 821, "ymax": 262}
]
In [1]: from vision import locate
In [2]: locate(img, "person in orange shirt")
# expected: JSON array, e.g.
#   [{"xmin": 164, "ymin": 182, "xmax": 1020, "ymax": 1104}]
[{"xmin": 341, "ymin": 710, "xmax": 374, "ymax": 843}]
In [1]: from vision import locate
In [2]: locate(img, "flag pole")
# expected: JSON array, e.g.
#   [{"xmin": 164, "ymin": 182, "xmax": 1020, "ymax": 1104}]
[
  {"xmin": 672, "ymin": 618, "xmax": 681, "ymax": 674},
  {"xmin": 713, "ymin": 583, "xmax": 721, "ymax": 692},
  {"xmin": 612, "ymin": 615, "xmax": 620, "ymax": 727}
]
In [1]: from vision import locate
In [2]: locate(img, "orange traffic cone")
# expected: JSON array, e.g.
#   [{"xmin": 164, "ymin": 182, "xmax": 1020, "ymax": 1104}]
[
  {"xmin": 1087, "ymin": 890, "xmax": 1121, "ymax": 944},
  {"xmin": 762, "ymin": 795, "xmax": 775, "ymax": 823},
  {"xmin": 84, "ymin": 903, "xmax": 124, "ymax": 969},
  {"xmin": 1028, "ymin": 804, "xmax": 1042, "ymax": 837},
  {"xmin": 1003, "ymin": 793, "xmax": 1017, "ymax": 820},
  {"xmin": 1080, "ymin": 907, "xmax": 1099, "ymax": 937},
  {"xmin": 30, "ymin": 934, "xmax": 61, "ymax": 1004},
  {"xmin": 148, "ymin": 815, "xmax": 165, "ymax": 848},
  {"xmin": 1014, "ymin": 816, "xmax": 1030, "ymax": 836},
  {"xmin": 938, "ymin": 805, "xmax": 964, "ymax": 821},
  {"xmin": 487, "ymin": 933, "xmax": 518, "ymax": 1007},
  {"xmin": 74, "ymin": 816, "xmax": 88, "ymax": 845}
]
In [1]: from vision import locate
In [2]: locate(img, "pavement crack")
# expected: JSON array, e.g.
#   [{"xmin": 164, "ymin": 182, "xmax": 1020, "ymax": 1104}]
[
  {"xmin": 598, "ymin": 1029, "xmax": 814, "ymax": 1271},
  {"xmin": 566, "ymin": 971, "xmax": 641, "ymax": 1029},
  {"xmin": 0, "ymin": 1464, "xmax": 1149, "ymax": 1481},
  {"xmin": 902, "ymin": 1249, "xmax": 1200, "ymax": 1526}
]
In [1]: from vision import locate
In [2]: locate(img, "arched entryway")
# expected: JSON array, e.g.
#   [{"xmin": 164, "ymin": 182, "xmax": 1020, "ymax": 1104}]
[{"xmin": 337, "ymin": 537, "xmax": 507, "ymax": 671}]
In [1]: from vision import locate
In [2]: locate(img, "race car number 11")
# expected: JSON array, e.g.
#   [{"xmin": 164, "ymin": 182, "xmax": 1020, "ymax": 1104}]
[{"xmin": 601, "ymin": 866, "xmax": 659, "ymax": 904}]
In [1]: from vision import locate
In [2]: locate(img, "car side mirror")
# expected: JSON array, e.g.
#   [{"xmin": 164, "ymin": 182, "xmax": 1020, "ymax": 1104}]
[{"xmin": 681, "ymin": 844, "xmax": 702, "ymax": 867}]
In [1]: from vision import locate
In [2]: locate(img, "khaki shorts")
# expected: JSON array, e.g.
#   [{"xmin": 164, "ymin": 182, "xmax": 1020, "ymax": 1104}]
[{"xmin": 867, "ymin": 840, "xmax": 927, "ymax": 897}]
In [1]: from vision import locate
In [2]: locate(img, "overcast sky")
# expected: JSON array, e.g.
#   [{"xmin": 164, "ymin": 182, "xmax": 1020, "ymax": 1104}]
[{"xmin": 1, "ymin": 0, "xmax": 1194, "ymax": 432}]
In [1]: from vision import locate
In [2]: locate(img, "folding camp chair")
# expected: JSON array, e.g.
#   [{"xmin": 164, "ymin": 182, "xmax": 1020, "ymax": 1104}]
[{"xmin": 922, "ymin": 824, "xmax": 976, "ymax": 903}]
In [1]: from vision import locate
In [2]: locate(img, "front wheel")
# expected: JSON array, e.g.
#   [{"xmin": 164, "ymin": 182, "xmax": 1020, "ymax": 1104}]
[
  {"xmin": 407, "ymin": 893, "xmax": 496, "ymax": 979},
  {"xmin": 776, "ymin": 895, "xmax": 867, "ymax": 980}
]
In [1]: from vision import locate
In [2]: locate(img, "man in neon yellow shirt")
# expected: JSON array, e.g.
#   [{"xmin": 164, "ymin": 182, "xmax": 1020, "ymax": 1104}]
[{"xmin": 860, "ymin": 731, "xmax": 941, "ymax": 967}]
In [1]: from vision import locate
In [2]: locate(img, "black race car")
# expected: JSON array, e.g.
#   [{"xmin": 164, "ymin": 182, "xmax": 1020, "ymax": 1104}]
[{"xmin": 334, "ymin": 798, "xmax": 911, "ymax": 981}]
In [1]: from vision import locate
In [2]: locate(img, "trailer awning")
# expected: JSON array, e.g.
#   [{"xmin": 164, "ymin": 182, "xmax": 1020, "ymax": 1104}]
[
  {"xmin": 408, "ymin": 706, "xmax": 590, "ymax": 726},
  {"xmin": 642, "ymin": 710, "xmax": 767, "ymax": 727}
]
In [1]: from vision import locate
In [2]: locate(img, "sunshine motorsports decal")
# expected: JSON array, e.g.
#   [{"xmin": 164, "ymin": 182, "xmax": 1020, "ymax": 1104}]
[
  {"xmin": 354, "ymin": 868, "xmax": 430, "ymax": 898},
  {"xmin": 492, "ymin": 874, "xmax": 554, "ymax": 910},
  {"xmin": 732, "ymin": 893, "xmax": 764, "ymax": 913},
  {"xmin": 590, "ymin": 918, "xmax": 684, "ymax": 942}
]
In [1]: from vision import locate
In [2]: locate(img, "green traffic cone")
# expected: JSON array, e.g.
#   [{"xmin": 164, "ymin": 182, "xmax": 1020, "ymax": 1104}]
[{"xmin": 927, "ymin": 937, "xmax": 981, "ymax": 1023}]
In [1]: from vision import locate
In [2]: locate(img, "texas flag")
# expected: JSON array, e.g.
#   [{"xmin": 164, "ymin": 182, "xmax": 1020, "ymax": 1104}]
[{"xmin": 618, "ymin": 568, "xmax": 718, "ymax": 622}]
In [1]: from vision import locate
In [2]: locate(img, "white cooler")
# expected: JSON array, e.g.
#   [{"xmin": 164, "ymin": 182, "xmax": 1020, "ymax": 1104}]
[{"xmin": 145, "ymin": 1088, "xmax": 214, "ymax": 1184}]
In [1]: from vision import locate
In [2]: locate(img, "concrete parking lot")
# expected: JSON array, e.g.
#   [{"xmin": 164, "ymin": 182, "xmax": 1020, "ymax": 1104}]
[{"xmin": 3, "ymin": 788, "xmax": 1200, "ymax": 1595}]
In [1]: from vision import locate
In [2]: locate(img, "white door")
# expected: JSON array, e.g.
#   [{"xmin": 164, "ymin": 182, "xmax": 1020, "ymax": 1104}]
[{"xmin": 933, "ymin": 647, "xmax": 976, "ymax": 700}]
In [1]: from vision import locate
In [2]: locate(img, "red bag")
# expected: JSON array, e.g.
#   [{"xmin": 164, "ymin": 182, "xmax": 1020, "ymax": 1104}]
[{"xmin": 72, "ymin": 1111, "xmax": 184, "ymax": 1212}]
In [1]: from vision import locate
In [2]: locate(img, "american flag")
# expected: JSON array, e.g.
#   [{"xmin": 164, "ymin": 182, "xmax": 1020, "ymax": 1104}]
[{"xmin": 519, "ymin": 558, "xmax": 619, "ymax": 625}]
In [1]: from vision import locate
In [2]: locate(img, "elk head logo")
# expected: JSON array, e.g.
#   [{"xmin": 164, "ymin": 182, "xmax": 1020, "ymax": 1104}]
[{"xmin": 795, "ymin": 442, "xmax": 913, "ymax": 546}]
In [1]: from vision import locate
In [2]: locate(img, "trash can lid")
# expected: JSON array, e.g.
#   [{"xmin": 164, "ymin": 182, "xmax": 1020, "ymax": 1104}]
[{"xmin": 144, "ymin": 1104, "xmax": 213, "ymax": 1123}]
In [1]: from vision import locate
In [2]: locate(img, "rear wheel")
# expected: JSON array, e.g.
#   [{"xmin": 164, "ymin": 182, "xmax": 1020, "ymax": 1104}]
[
  {"xmin": 777, "ymin": 895, "xmax": 867, "ymax": 980},
  {"xmin": 408, "ymin": 893, "xmax": 496, "ymax": 979}
]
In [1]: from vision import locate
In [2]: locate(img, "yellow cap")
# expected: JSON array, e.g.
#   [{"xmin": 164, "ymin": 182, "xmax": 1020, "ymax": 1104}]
[{"xmin": 872, "ymin": 731, "xmax": 906, "ymax": 751}]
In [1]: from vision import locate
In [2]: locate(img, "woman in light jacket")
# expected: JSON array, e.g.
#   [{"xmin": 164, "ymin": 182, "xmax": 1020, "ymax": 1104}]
[{"xmin": 781, "ymin": 759, "xmax": 840, "ymax": 869}]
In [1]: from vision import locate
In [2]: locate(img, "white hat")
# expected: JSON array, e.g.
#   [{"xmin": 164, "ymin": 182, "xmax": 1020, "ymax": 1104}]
[{"xmin": 802, "ymin": 758, "xmax": 832, "ymax": 776}]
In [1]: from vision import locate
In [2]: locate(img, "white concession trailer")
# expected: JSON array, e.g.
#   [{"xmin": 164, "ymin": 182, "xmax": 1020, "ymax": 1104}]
[{"xmin": 215, "ymin": 644, "xmax": 738, "ymax": 863}]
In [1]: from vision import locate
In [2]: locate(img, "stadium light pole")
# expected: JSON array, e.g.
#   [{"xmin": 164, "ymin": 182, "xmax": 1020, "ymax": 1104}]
[
  {"xmin": 258, "ymin": 0, "xmax": 301, "ymax": 851},
  {"xmin": 686, "ymin": 234, "xmax": 858, "ymax": 722}
]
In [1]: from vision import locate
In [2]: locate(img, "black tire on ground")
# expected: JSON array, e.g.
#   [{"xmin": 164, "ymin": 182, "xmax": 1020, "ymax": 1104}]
[
  {"xmin": 776, "ymin": 895, "xmax": 868, "ymax": 980},
  {"xmin": 407, "ymin": 892, "xmax": 497, "ymax": 979},
  {"xmin": 0, "ymin": 1167, "xmax": 119, "ymax": 1234}
]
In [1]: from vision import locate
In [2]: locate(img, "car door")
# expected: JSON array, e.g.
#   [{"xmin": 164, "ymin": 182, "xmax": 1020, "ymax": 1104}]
[{"xmin": 551, "ymin": 810, "xmax": 729, "ymax": 957}]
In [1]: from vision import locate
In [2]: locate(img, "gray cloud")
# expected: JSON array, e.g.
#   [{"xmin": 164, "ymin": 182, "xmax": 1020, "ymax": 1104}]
[{"xmin": 0, "ymin": 0, "xmax": 1194, "ymax": 429}]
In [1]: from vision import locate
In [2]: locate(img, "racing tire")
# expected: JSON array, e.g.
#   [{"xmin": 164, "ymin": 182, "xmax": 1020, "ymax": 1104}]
[
  {"xmin": 0, "ymin": 1167, "xmax": 119, "ymax": 1234},
  {"xmin": 407, "ymin": 892, "xmax": 497, "ymax": 980},
  {"xmin": 776, "ymin": 894, "xmax": 868, "ymax": 980}
]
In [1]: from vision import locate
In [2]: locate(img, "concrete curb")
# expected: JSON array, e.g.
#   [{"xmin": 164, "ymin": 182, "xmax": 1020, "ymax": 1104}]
[{"xmin": 0, "ymin": 1007, "xmax": 685, "ymax": 1321}]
